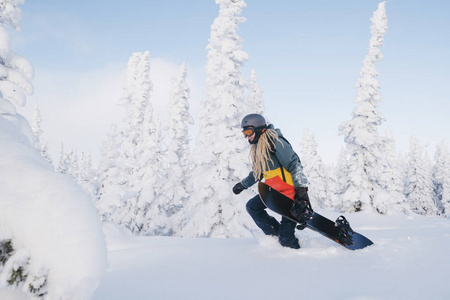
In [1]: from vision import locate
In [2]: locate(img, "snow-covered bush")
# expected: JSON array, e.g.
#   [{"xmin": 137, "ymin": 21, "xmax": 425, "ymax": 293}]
[{"xmin": 0, "ymin": 116, "xmax": 108, "ymax": 299}]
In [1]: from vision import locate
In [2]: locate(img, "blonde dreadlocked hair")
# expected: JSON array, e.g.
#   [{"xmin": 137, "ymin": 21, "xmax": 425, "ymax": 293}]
[{"xmin": 250, "ymin": 128, "xmax": 283, "ymax": 180}]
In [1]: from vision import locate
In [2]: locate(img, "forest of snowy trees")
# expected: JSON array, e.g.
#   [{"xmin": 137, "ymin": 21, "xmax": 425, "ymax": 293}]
[{"xmin": 29, "ymin": 0, "xmax": 450, "ymax": 239}]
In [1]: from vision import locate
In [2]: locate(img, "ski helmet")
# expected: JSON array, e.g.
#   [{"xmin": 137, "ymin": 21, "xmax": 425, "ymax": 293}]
[
  {"xmin": 241, "ymin": 114, "xmax": 266, "ymax": 130},
  {"xmin": 241, "ymin": 114, "xmax": 267, "ymax": 144}
]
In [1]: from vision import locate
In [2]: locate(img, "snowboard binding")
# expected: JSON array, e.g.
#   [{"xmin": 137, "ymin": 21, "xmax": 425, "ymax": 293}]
[
  {"xmin": 335, "ymin": 216, "xmax": 354, "ymax": 245},
  {"xmin": 290, "ymin": 200, "xmax": 313, "ymax": 224}
]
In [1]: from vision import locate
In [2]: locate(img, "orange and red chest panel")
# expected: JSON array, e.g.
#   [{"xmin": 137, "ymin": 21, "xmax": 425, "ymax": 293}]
[{"xmin": 263, "ymin": 167, "xmax": 295, "ymax": 201}]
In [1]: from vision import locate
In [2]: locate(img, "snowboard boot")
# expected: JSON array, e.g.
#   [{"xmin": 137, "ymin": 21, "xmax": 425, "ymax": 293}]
[
  {"xmin": 278, "ymin": 235, "xmax": 300, "ymax": 249},
  {"xmin": 278, "ymin": 218, "xmax": 300, "ymax": 249}
]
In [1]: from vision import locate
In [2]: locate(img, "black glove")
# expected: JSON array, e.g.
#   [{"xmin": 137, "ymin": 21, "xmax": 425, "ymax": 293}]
[
  {"xmin": 232, "ymin": 182, "xmax": 246, "ymax": 195},
  {"xmin": 294, "ymin": 187, "xmax": 309, "ymax": 204},
  {"xmin": 291, "ymin": 187, "xmax": 313, "ymax": 222}
]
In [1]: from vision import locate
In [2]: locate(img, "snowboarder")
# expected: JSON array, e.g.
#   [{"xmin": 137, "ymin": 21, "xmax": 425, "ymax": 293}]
[{"xmin": 232, "ymin": 113, "xmax": 312, "ymax": 249}]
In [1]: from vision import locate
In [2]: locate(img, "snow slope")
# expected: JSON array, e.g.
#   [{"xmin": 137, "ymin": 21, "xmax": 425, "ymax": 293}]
[
  {"xmin": 2, "ymin": 114, "xmax": 450, "ymax": 300},
  {"xmin": 93, "ymin": 211, "xmax": 450, "ymax": 300}
]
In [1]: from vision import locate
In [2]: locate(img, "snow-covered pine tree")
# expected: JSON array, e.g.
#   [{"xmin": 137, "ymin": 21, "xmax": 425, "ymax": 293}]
[
  {"xmin": 338, "ymin": 2, "xmax": 388, "ymax": 213},
  {"xmin": 157, "ymin": 62, "xmax": 194, "ymax": 235},
  {"xmin": 300, "ymin": 129, "xmax": 330, "ymax": 209},
  {"xmin": 404, "ymin": 136, "xmax": 435, "ymax": 215},
  {"xmin": 324, "ymin": 164, "xmax": 339, "ymax": 210},
  {"xmin": 115, "ymin": 51, "xmax": 156, "ymax": 234},
  {"xmin": 373, "ymin": 128, "xmax": 408, "ymax": 214},
  {"xmin": 31, "ymin": 104, "xmax": 42, "ymax": 146},
  {"xmin": 56, "ymin": 143, "xmax": 69, "ymax": 174},
  {"xmin": 137, "ymin": 114, "xmax": 167, "ymax": 235},
  {"xmin": 78, "ymin": 151, "xmax": 97, "ymax": 197},
  {"xmin": 432, "ymin": 141, "xmax": 450, "ymax": 215},
  {"xmin": 119, "ymin": 51, "xmax": 152, "ymax": 188},
  {"xmin": 97, "ymin": 124, "xmax": 127, "ymax": 222},
  {"xmin": 0, "ymin": 0, "xmax": 33, "ymax": 116},
  {"xmin": 442, "ymin": 174, "xmax": 450, "ymax": 217},
  {"xmin": 335, "ymin": 148, "xmax": 350, "ymax": 205},
  {"xmin": 67, "ymin": 149, "xmax": 79, "ymax": 180},
  {"xmin": 247, "ymin": 69, "xmax": 264, "ymax": 114},
  {"xmin": 182, "ymin": 0, "xmax": 254, "ymax": 238},
  {"xmin": 31, "ymin": 104, "xmax": 52, "ymax": 164},
  {"xmin": 439, "ymin": 143, "xmax": 450, "ymax": 216}
]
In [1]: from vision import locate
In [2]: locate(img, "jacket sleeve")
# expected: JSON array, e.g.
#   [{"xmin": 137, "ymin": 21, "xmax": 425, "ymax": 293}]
[
  {"xmin": 275, "ymin": 139, "xmax": 308, "ymax": 189},
  {"xmin": 241, "ymin": 170, "xmax": 257, "ymax": 189}
]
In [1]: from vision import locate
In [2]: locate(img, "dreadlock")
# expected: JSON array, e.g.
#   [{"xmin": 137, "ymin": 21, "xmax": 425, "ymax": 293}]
[{"xmin": 250, "ymin": 128, "xmax": 283, "ymax": 180}]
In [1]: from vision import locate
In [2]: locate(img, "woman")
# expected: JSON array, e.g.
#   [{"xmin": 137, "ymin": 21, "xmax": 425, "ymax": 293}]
[{"xmin": 232, "ymin": 113, "xmax": 311, "ymax": 249}]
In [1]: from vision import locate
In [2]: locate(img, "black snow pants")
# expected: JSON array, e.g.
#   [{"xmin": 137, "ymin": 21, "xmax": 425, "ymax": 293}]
[{"xmin": 246, "ymin": 195, "xmax": 300, "ymax": 249}]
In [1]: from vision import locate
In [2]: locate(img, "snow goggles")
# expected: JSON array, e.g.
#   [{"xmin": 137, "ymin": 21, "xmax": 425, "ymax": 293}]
[{"xmin": 242, "ymin": 127, "xmax": 255, "ymax": 137}]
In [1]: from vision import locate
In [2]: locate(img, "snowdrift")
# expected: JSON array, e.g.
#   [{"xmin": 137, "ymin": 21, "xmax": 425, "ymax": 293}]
[{"xmin": 0, "ymin": 115, "xmax": 107, "ymax": 299}]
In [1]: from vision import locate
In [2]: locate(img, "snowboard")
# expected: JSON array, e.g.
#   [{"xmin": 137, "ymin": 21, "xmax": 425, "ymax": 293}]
[{"xmin": 258, "ymin": 182, "xmax": 373, "ymax": 250}]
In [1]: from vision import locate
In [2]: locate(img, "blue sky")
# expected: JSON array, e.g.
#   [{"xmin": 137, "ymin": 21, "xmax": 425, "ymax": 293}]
[{"xmin": 13, "ymin": 0, "xmax": 450, "ymax": 163}]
